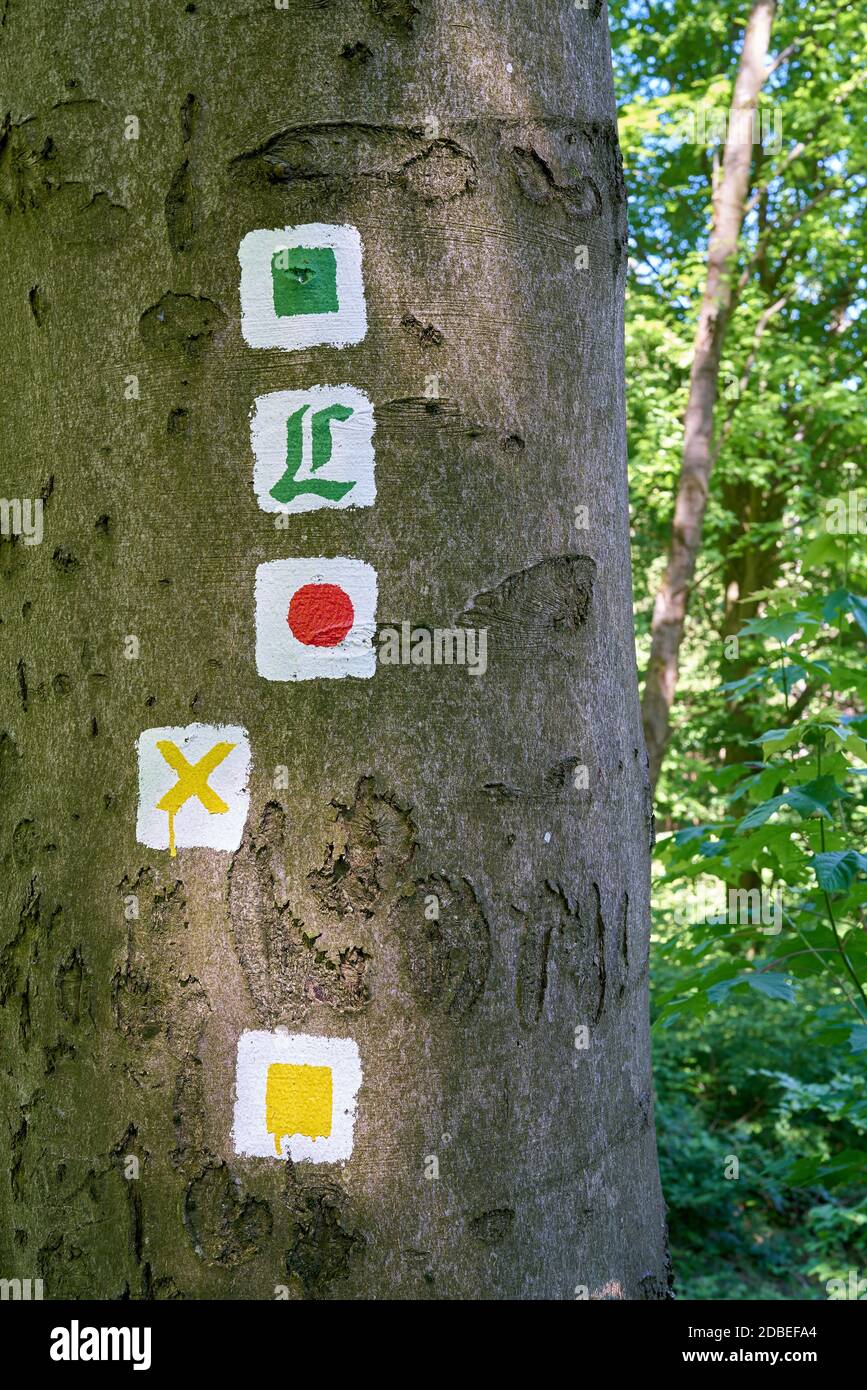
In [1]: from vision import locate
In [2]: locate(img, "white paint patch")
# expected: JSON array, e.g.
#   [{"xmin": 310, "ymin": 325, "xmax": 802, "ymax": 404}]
[
  {"xmin": 238, "ymin": 223, "xmax": 367, "ymax": 350},
  {"xmin": 255, "ymin": 556, "xmax": 378, "ymax": 681},
  {"xmin": 233, "ymin": 1030, "xmax": 362, "ymax": 1163},
  {"xmin": 135, "ymin": 723, "xmax": 251, "ymax": 853},
  {"xmin": 251, "ymin": 384, "xmax": 376, "ymax": 515}
]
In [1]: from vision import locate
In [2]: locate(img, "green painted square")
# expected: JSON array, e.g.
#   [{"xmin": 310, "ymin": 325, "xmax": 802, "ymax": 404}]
[{"xmin": 271, "ymin": 246, "xmax": 338, "ymax": 318}]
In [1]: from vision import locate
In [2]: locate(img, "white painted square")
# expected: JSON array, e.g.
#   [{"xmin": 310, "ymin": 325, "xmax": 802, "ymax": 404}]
[
  {"xmin": 233, "ymin": 1030, "xmax": 363, "ymax": 1164},
  {"xmin": 135, "ymin": 723, "xmax": 251, "ymax": 854},
  {"xmin": 255, "ymin": 557, "xmax": 378, "ymax": 681},
  {"xmin": 238, "ymin": 223, "xmax": 367, "ymax": 350},
  {"xmin": 251, "ymin": 384, "xmax": 376, "ymax": 515}
]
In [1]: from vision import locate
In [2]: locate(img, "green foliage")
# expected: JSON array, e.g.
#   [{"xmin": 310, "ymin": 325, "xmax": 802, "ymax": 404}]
[
  {"xmin": 654, "ymin": 988, "xmax": 867, "ymax": 1297},
  {"xmin": 650, "ymin": 581, "xmax": 867, "ymax": 1296},
  {"xmin": 611, "ymin": 0, "xmax": 867, "ymax": 1299}
]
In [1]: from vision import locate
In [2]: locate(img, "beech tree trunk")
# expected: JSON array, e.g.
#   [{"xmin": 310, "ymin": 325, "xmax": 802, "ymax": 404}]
[
  {"xmin": 0, "ymin": 0, "xmax": 668, "ymax": 1300},
  {"xmin": 641, "ymin": 0, "xmax": 776, "ymax": 791}
]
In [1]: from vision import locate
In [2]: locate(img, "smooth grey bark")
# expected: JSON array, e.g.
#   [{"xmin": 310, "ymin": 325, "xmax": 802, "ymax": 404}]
[{"xmin": 0, "ymin": 0, "xmax": 667, "ymax": 1299}]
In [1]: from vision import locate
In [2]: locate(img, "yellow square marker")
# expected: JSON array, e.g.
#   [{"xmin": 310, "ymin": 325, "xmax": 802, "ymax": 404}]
[{"xmin": 266, "ymin": 1062, "xmax": 332, "ymax": 1155}]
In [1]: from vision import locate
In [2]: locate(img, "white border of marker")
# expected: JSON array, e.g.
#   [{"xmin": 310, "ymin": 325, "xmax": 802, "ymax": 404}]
[
  {"xmin": 233, "ymin": 1030, "xmax": 363, "ymax": 1163},
  {"xmin": 135, "ymin": 722, "xmax": 251, "ymax": 853},
  {"xmin": 251, "ymin": 384, "xmax": 376, "ymax": 515},
  {"xmin": 238, "ymin": 224, "xmax": 368, "ymax": 350},
  {"xmin": 254, "ymin": 556, "xmax": 378, "ymax": 681}
]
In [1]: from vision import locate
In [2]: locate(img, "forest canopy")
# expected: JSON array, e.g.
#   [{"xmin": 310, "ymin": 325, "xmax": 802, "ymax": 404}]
[{"xmin": 613, "ymin": 0, "xmax": 867, "ymax": 1298}]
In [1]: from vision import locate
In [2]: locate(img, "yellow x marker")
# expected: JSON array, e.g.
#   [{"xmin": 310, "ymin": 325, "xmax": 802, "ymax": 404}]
[{"xmin": 155, "ymin": 740, "xmax": 237, "ymax": 856}]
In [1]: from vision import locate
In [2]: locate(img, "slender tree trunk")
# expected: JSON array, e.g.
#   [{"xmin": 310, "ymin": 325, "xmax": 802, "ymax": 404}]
[
  {"xmin": 641, "ymin": 0, "xmax": 776, "ymax": 790},
  {"xmin": 0, "ymin": 0, "xmax": 668, "ymax": 1300}
]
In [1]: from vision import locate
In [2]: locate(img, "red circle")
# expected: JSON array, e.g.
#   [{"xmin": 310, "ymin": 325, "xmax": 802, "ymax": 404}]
[{"xmin": 287, "ymin": 582, "xmax": 355, "ymax": 647}]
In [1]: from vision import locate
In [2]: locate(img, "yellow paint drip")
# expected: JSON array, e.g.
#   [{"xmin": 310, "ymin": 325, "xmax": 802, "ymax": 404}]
[{"xmin": 266, "ymin": 1062, "xmax": 332, "ymax": 1156}]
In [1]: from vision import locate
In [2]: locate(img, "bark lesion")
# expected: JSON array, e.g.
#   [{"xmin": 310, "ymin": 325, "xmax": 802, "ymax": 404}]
[
  {"xmin": 230, "ymin": 121, "xmax": 475, "ymax": 202},
  {"xmin": 183, "ymin": 1161, "xmax": 272, "ymax": 1268},
  {"xmin": 138, "ymin": 291, "xmax": 227, "ymax": 364},
  {"xmin": 464, "ymin": 554, "xmax": 596, "ymax": 657},
  {"xmin": 366, "ymin": 0, "xmax": 420, "ymax": 33},
  {"xmin": 112, "ymin": 870, "xmax": 210, "ymax": 1073},
  {"xmin": 227, "ymin": 797, "xmax": 377, "ymax": 1024},
  {"xmin": 390, "ymin": 874, "xmax": 491, "ymax": 1018},
  {"xmin": 307, "ymin": 777, "xmax": 416, "ymax": 919},
  {"xmin": 284, "ymin": 1180, "xmax": 366, "ymax": 1298},
  {"xmin": 510, "ymin": 145, "xmax": 602, "ymax": 220}
]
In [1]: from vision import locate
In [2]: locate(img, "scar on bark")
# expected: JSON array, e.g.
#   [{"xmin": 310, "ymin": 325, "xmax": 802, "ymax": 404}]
[
  {"xmin": 469, "ymin": 1207, "xmax": 515, "ymax": 1244},
  {"xmin": 165, "ymin": 160, "xmax": 194, "ymax": 253},
  {"xmin": 307, "ymin": 777, "xmax": 416, "ymax": 919},
  {"xmin": 165, "ymin": 95, "xmax": 199, "ymax": 254},
  {"xmin": 401, "ymin": 313, "xmax": 444, "ymax": 346},
  {"xmin": 0, "ymin": 115, "xmax": 58, "ymax": 213},
  {"xmin": 367, "ymin": 0, "xmax": 420, "ymax": 33},
  {"xmin": 464, "ymin": 554, "xmax": 595, "ymax": 655},
  {"xmin": 285, "ymin": 1182, "xmax": 366, "ymax": 1296},
  {"xmin": 0, "ymin": 729, "xmax": 19, "ymax": 790},
  {"xmin": 139, "ymin": 291, "xmax": 226, "ymax": 362},
  {"xmin": 516, "ymin": 918, "xmax": 552, "ymax": 1027},
  {"xmin": 515, "ymin": 880, "xmax": 582, "ymax": 1027},
  {"xmin": 590, "ymin": 883, "xmax": 607, "ymax": 1021},
  {"xmin": 511, "ymin": 146, "xmax": 603, "ymax": 220},
  {"xmin": 554, "ymin": 880, "xmax": 627, "ymax": 1022},
  {"xmin": 28, "ymin": 284, "xmax": 48, "ymax": 326},
  {"xmin": 483, "ymin": 754, "xmax": 590, "ymax": 807},
  {"xmin": 341, "ymin": 41, "xmax": 373, "ymax": 64},
  {"xmin": 56, "ymin": 946, "xmax": 86, "ymax": 1023},
  {"xmin": 0, "ymin": 876, "xmax": 40, "ymax": 1046},
  {"xmin": 12, "ymin": 818, "xmax": 37, "ymax": 866},
  {"xmin": 228, "ymin": 799, "xmax": 374, "ymax": 1022},
  {"xmin": 180, "ymin": 93, "xmax": 199, "ymax": 144},
  {"xmin": 230, "ymin": 121, "xmax": 474, "ymax": 202},
  {"xmin": 619, "ymin": 892, "xmax": 629, "ymax": 997},
  {"xmin": 112, "ymin": 869, "xmax": 210, "ymax": 1051},
  {"xmin": 184, "ymin": 1162, "xmax": 272, "ymax": 1267},
  {"xmin": 390, "ymin": 875, "xmax": 491, "ymax": 1017}
]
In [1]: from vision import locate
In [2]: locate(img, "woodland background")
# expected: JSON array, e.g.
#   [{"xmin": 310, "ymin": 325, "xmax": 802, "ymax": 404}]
[{"xmin": 614, "ymin": 0, "xmax": 867, "ymax": 1297}]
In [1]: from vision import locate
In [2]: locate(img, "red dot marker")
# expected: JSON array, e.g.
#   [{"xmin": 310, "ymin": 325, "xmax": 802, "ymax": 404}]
[{"xmin": 287, "ymin": 583, "xmax": 355, "ymax": 647}]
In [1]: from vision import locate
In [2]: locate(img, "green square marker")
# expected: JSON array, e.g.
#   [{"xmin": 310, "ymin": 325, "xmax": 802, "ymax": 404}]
[{"xmin": 271, "ymin": 247, "xmax": 338, "ymax": 318}]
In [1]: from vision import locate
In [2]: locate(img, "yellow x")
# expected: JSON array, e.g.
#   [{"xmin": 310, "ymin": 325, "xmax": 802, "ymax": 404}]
[{"xmin": 155, "ymin": 740, "xmax": 236, "ymax": 855}]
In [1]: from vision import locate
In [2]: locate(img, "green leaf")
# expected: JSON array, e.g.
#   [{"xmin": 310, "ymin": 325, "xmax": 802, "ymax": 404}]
[
  {"xmin": 811, "ymin": 849, "xmax": 867, "ymax": 894},
  {"xmin": 786, "ymin": 1150, "xmax": 867, "ymax": 1189},
  {"xmin": 756, "ymin": 725, "xmax": 804, "ymax": 756},
  {"xmin": 707, "ymin": 971, "xmax": 797, "ymax": 1004},
  {"xmin": 828, "ymin": 724, "xmax": 867, "ymax": 764},
  {"xmin": 849, "ymin": 1025, "xmax": 867, "ymax": 1054},
  {"xmin": 736, "ymin": 611, "xmax": 819, "ymax": 645},
  {"xmin": 848, "ymin": 594, "xmax": 867, "ymax": 637},
  {"xmin": 746, "ymin": 972, "xmax": 798, "ymax": 1002},
  {"xmin": 736, "ymin": 777, "xmax": 848, "ymax": 832}
]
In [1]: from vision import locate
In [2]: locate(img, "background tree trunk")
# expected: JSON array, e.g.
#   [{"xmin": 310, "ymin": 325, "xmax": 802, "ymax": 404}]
[
  {"xmin": 0, "ymin": 0, "xmax": 668, "ymax": 1300},
  {"xmin": 641, "ymin": 0, "xmax": 776, "ymax": 791}
]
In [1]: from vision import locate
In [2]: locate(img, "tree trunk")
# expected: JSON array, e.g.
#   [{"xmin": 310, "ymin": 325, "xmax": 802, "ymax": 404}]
[
  {"xmin": 0, "ymin": 0, "xmax": 668, "ymax": 1300},
  {"xmin": 641, "ymin": 0, "xmax": 776, "ymax": 791}
]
